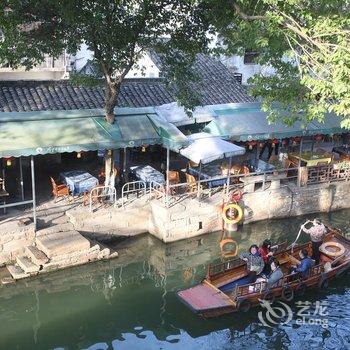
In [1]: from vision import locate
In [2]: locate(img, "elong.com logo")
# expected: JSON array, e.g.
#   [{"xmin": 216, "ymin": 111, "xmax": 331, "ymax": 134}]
[{"xmin": 258, "ymin": 299, "xmax": 329, "ymax": 328}]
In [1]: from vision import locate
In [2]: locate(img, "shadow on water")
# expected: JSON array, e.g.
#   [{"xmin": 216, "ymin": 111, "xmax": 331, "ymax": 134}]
[{"xmin": 0, "ymin": 209, "xmax": 349, "ymax": 349}]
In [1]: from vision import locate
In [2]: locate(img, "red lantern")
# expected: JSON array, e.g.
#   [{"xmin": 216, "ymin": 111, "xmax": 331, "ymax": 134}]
[
  {"xmin": 314, "ymin": 134, "xmax": 324, "ymax": 143},
  {"xmin": 247, "ymin": 140, "xmax": 258, "ymax": 150},
  {"xmin": 270, "ymin": 138, "xmax": 279, "ymax": 148},
  {"xmin": 292, "ymin": 137, "xmax": 301, "ymax": 146}
]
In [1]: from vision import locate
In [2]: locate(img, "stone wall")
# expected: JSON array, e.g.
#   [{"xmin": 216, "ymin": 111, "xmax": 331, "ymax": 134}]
[
  {"xmin": 149, "ymin": 181, "xmax": 350, "ymax": 242},
  {"xmin": 0, "ymin": 222, "xmax": 35, "ymax": 265}
]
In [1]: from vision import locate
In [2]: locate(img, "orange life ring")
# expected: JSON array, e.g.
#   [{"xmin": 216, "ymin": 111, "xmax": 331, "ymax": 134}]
[
  {"xmin": 222, "ymin": 203, "xmax": 243, "ymax": 224},
  {"xmin": 319, "ymin": 241, "xmax": 345, "ymax": 257},
  {"xmin": 220, "ymin": 238, "xmax": 238, "ymax": 258}
]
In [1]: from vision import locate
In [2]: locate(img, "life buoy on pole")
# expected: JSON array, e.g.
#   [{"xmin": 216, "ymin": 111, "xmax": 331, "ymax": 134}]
[{"xmin": 222, "ymin": 203, "xmax": 243, "ymax": 225}]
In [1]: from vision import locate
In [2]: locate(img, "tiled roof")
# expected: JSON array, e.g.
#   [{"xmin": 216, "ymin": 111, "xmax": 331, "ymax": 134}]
[{"xmin": 0, "ymin": 54, "xmax": 255, "ymax": 112}]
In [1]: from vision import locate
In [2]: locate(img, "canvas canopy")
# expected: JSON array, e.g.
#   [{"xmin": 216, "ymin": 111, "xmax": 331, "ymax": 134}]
[
  {"xmin": 0, "ymin": 108, "xmax": 188, "ymax": 158},
  {"xmin": 204, "ymin": 104, "xmax": 346, "ymax": 141},
  {"xmin": 179, "ymin": 132, "xmax": 245, "ymax": 164}
]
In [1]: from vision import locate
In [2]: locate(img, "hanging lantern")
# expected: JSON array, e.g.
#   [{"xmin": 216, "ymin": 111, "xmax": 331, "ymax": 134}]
[
  {"xmin": 76, "ymin": 152, "xmax": 82, "ymax": 159},
  {"xmin": 246, "ymin": 140, "xmax": 258, "ymax": 150},
  {"xmin": 314, "ymin": 134, "xmax": 324, "ymax": 143},
  {"xmin": 270, "ymin": 138, "xmax": 279, "ymax": 148},
  {"xmin": 259, "ymin": 142, "xmax": 265, "ymax": 148},
  {"xmin": 5, "ymin": 157, "xmax": 13, "ymax": 167},
  {"xmin": 292, "ymin": 136, "xmax": 301, "ymax": 146},
  {"xmin": 141, "ymin": 146, "xmax": 147, "ymax": 152}
]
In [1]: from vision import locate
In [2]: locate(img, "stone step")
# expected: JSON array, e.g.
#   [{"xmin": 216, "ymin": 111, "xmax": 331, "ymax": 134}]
[
  {"xmin": 16, "ymin": 255, "xmax": 40, "ymax": 274},
  {"xmin": 7, "ymin": 264, "xmax": 30, "ymax": 280},
  {"xmin": 25, "ymin": 245, "xmax": 49, "ymax": 266},
  {"xmin": 36, "ymin": 230, "xmax": 91, "ymax": 258},
  {"xmin": 36, "ymin": 222, "xmax": 74, "ymax": 237}
]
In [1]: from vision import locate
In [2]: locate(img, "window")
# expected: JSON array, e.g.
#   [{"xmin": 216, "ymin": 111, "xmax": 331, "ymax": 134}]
[{"xmin": 243, "ymin": 51, "xmax": 259, "ymax": 65}]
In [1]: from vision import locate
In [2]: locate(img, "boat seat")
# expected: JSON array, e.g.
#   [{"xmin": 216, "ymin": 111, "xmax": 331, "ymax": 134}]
[
  {"xmin": 219, "ymin": 275, "xmax": 251, "ymax": 292},
  {"xmin": 286, "ymin": 253, "xmax": 301, "ymax": 266}
]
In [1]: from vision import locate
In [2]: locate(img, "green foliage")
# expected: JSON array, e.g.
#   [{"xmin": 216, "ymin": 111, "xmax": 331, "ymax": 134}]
[
  {"xmin": 204, "ymin": 0, "xmax": 350, "ymax": 128},
  {"xmin": 0, "ymin": 0, "xmax": 209, "ymax": 118}
]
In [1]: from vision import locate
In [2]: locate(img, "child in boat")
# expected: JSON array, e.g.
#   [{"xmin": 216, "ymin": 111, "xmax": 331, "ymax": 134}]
[
  {"xmin": 301, "ymin": 219, "xmax": 328, "ymax": 265},
  {"xmin": 240, "ymin": 244, "xmax": 265, "ymax": 283},
  {"xmin": 290, "ymin": 249, "xmax": 314, "ymax": 278}
]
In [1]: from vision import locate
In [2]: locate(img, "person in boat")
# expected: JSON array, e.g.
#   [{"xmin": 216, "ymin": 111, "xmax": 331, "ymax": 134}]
[
  {"xmin": 301, "ymin": 219, "xmax": 328, "ymax": 265},
  {"xmin": 259, "ymin": 239, "xmax": 274, "ymax": 274},
  {"xmin": 290, "ymin": 249, "xmax": 314, "ymax": 278},
  {"xmin": 266, "ymin": 259, "xmax": 283, "ymax": 289},
  {"xmin": 240, "ymin": 244, "xmax": 265, "ymax": 283},
  {"xmin": 249, "ymin": 259, "xmax": 283, "ymax": 292}
]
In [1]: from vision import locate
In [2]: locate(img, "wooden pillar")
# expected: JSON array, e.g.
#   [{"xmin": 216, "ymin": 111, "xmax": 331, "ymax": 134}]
[
  {"xmin": 297, "ymin": 137, "xmax": 303, "ymax": 187},
  {"xmin": 226, "ymin": 156, "xmax": 232, "ymax": 198}
]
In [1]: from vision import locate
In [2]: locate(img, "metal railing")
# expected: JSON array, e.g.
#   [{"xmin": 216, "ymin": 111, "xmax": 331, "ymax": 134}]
[
  {"xmin": 89, "ymin": 185, "xmax": 117, "ymax": 212},
  {"xmin": 121, "ymin": 181, "xmax": 147, "ymax": 208},
  {"xmin": 150, "ymin": 166, "xmax": 299, "ymax": 208}
]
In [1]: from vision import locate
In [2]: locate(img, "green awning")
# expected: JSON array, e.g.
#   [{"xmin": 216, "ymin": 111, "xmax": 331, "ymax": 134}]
[
  {"xmin": 0, "ymin": 108, "xmax": 188, "ymax": 158},
  {"xmin": 203, "ymin": 105, "xmax": 346, "ymax": 141},
  {"xmin": 148, "ymin": 114, "xmax": 189, "ymax": 151}
]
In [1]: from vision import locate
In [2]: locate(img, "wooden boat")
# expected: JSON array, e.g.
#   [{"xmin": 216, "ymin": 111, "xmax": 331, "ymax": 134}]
[{"xmin": 177, "ymin": 227, "xmax": 350, "ymax": 318}]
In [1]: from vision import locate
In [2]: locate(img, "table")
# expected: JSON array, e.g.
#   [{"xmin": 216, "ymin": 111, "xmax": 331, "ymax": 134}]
[
  {"xmin": 130, "ymin": 165, "xmax": 165, "ymax": 185},
  {"xmin": 188, "ymin": 164, "xmax": 227, "ymax": 188},
  {"xmin": 245, "ymin": 159, "xmax": 276, "ymax": 173},
  {"xmin": 60, "ymin": 171, "xmax": 99, "ymax": 195},
  {"xmin": 332, "ymin": 146, "xmax": 350, "ymax": 159},
  {"xmin": 288, "ymin": 152, "xmax": 332, "ymax": 167}
]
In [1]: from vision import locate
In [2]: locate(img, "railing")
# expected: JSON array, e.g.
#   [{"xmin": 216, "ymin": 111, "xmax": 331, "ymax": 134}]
[
  {"xmin": 208, "ymin": 258, "xmax": 244, "ymax": 279},
  {"xmin": 121, "ymin": 181, "xmax": 147, "ymax": 208},
  {"xmin": 89, "ymin": 185, "xmax": 117, "ymax": 212},
  {"xmin": 306, "ymin": 163, "xmax": 350, "ymax": 185},
  {"xmin": 149, "ymin": 181, "xmax": 167, "ymax": 206},
  {"xmin": 151, "ymin": 166, "xmax": 299, "ymax": 208}
]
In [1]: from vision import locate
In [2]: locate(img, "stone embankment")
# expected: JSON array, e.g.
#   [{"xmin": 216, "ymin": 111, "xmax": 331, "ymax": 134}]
[{"xmin": 3, "ymin": 222, "xmax": 118, "ymax": 284}]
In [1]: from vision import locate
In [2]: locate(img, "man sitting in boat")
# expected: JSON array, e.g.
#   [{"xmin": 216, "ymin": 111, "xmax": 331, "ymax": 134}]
[
  {"xmin": 290, "ymin": 249, "xmax": 314, "ymax": 278},
  {"xmin": 240, "ymin": 244, "xmax": 265, "ymax": 283},
  {"xmin": 301, "ymin": 219, "xmax": 328, "ymax": 265}
]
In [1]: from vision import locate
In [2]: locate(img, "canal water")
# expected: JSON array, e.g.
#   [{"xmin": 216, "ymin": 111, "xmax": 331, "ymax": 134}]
[{"xmin": 0, "ymin": 210, "xmax": 349, "ymax": 350}]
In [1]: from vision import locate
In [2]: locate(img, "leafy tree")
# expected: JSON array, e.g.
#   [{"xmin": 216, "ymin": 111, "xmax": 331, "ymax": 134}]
[
  {"xmin": 0, "ymin": 0, "xmax": 209, "ymax": 123},
  {"xmin": 204, "ymin": 0, "xmax": 350, "ymax": 128},
  {"xmin": 0, "ymin": 0, "xmax": 209, "ymax": 187}
]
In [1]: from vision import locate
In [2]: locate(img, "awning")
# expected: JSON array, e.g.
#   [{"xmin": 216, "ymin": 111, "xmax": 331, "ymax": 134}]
[
  {"xmin": 203, "ymin": 105, "xmax": 346, "ymax": 141},
  {"xmin": 0, "ymin": 108, "xmax": 188, "ymax": 158},
  {"xmin": 155, "ymin": 102, "xmax": 215, "ymax": 126},
  {"xmin": 179, "ymin": 132, "xmax": 245, "ymax": 164}
]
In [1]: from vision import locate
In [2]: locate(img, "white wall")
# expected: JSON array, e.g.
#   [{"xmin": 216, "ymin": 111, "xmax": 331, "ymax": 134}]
[{"xmin": 220, "ymin": 55, "xmax": 275, "ymax": 85}]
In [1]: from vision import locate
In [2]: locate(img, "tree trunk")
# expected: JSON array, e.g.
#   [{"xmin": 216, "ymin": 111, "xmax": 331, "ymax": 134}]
[
  {"xmin": 104, "ymin": 80, "xmax": 121, "ymax": 193},
  {"xmin": 104, "ymin": 81, "xmax": 120, "ymax": 124}
]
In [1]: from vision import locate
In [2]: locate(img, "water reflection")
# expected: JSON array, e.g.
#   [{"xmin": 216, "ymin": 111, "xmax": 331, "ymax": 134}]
[{"xmin": 0, "ymin": 209, "xmax": 349, "ymax": 349}]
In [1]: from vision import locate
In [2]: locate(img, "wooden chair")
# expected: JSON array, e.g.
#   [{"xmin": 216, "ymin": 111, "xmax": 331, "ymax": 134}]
[
  {"xmin": 50, "ymin": 177, "xmax": 70, "ymax": 200},
  {"xmin": 188, "ymin": 161, "xmax": 199, "ymax": 169},
  {"xmin": 186, "ymin": 173, "xmax": 199, "ymax": 194},
  {"xmin": 83, "ymin": 186, "xmax": 104, "ymax": 206}
]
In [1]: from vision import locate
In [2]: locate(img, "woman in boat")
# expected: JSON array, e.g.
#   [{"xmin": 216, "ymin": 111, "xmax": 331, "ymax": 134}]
[
  {"xmin": 301, "ymin": 219, "xmax": 328, "ymax": 265},
  {"xmin": 290, "ymin": 249, "xmax": 314, "ymax": 278},
  {"xmin": 259, "ymin": 239, "xmax": 274, "ymax": 274},
  {"xmin": 240, "ymin": 245, "xmax": 265, "ymax": 283},
  {"xmin": 266, "ymin": 259, "xmax": 283, "ymax": 289}
]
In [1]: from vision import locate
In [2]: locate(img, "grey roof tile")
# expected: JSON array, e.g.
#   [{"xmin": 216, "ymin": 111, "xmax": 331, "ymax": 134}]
[{"xmin": 0, "ymin": 54, "xmax": 255, "ymax": 112}]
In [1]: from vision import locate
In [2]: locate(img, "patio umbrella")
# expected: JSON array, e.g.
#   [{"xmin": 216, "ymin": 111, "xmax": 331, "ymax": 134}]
[{"xmin": 180, "ymin": 132, "xmax": 245, "ymax": 164}]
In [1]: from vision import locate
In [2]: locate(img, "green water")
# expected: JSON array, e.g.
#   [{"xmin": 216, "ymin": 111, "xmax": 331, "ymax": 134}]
[{"xmin": 1, "ymin": 210, "xmax": 350, "ymax": 350}]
